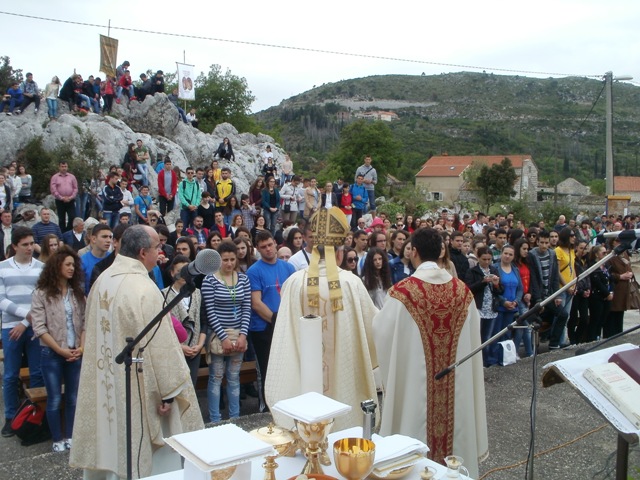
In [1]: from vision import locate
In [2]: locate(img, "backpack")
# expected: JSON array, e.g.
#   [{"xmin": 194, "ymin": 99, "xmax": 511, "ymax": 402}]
[{"xmin": 11, "ymin": 399, "xmax": 51, "ymax": 446}]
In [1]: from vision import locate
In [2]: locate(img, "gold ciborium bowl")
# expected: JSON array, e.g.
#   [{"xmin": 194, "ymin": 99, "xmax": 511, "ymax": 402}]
[{"xmin": 333, "ymin": 438, "xmax": 376, "ymax": 480}]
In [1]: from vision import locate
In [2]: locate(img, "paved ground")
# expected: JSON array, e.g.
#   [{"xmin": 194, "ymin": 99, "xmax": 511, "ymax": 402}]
[{"xmin": 1, "ymin": 316, "xmax": 639, "ymax": 480}]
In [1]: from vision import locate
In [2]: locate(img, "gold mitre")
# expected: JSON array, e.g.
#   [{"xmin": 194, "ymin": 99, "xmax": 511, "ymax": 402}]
[{"xmin": 307, "ymin": 207, "xmax": 349, "ymax": 312}]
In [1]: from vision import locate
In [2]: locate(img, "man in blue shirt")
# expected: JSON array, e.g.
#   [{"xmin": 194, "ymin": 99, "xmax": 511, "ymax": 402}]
[
  {"xmin": 247, "ymin": 230, "xmax": 295, "ymax": 410},
  {"xmin": 134, "ymin": 185, "xmax": 153, "ymax": 225},
  {"xmin": 81, "ymin": 224, "xmax": 112, "ymax": 294},
  {"xmin": 349, "ymin": 174, "xmax": 368, "ymax": 231}
]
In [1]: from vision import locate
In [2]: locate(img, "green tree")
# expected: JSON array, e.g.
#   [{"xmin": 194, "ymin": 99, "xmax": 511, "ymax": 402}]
[
  {"xmin": 475, "ymin": 157, "xmax": 518, "ymax": 211},
  {"xmin": 589, "ymin": 179, "xmax": 606, "ymax": 196},
  {"xmin": 192, "ymin": 65, "xmax": 256, "ymax": 133},
  {"xmin": 0, "ymin": 56, "xmax": 23, "ymax": 95},
  {"xmin": 326, "ymin": 119, "xmax": 402, "ymax": 185}
]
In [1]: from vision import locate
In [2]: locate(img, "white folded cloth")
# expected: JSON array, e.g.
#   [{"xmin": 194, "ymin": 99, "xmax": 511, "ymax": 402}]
[
  {"xmin": 169, "ymin": 424, "xmax": 274, "ymax": 466},
  {"xmin": 272, "ymin": 391, "xmax": 352, "ymax": 423}
]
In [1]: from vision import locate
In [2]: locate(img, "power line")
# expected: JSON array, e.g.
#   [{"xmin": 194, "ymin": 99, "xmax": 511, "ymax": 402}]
[
  {"xmin": 570, "ymin": 79, "xmax": 607, "ymax": 138},
  {"xmin": 0, "ymin": 10, "xmax": 604, "ymax": 79}
]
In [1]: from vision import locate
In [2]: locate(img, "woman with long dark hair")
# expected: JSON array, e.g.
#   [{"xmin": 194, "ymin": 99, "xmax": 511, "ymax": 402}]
[
  {"xmin": 362, "ymin": 247, "xmax": 392, "ymax": 309},
  {"xmin": 512, "ymin": 238, "xmax": 540, "ymax": 358},
  {"xmin": 491, "ymin": 244, "xmax": 523, "ymax": 364},
  {"xmin": 606, "ymin": 236, "xmax": 634, "ymax": 338},
  {"xmin": 389, "ymin": 238, "xmax": 415, "ymax": 284},
  {"xmin": 39, "ymin": 233, "xmax": 61, "ymax": 264},
  {"xmin": 249, "ymin": 177, "xmax": 265, "ymax": 211},
  {"xmin": 250, "ymin": 214, "xmax": 268, "ymax": 244},
  {"xmin": 261, "ymin": 177, "xmax": 280, "ymax": 234},
  {"xmin": 568, "ymin": 240, "xmax": 590, "ymax": 344},
  {"xmin": 206, "ymin": 231, "xmax": 223, "ymax": 251},
  {"xmin": 284, "ymin": 227, "xmax": 304, "ymax": 255},
  {"xmin": 555, "ymin": 227, "xmax": 576, "ymax": 344},
  {"xmin": 202, "ymin": 241, "xmax": 251, "ymax": 423},
  {"xmin": 31, "ymin": 247, "xmax": 86, "ymax": 452},
  {"xmin": 215, "ymin": 137, "xmax": 235, "ymax": 161},
  {"xmin": 223, "ymin": 196, "xmax": 241, "ymax": 226},
  {"xmin": 587, "ymin": 244, "xmax": 612, "ymax": 342},
  {"xmin": 233, "ymin": 237, "xmax": 255, "ymax": 273},
  {"xmin": 340, "ymin": 246, "xmax": 359, "ymax": 275}
]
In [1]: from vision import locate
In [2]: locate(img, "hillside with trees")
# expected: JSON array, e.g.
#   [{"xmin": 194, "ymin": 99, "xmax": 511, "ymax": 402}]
[{"xmin": 254, "ymin": 72, "xmax": 640, "ymax": 188}]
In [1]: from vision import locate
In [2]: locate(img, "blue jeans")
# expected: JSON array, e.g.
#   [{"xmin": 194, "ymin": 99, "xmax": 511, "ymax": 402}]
[
  {"xmin": 137, "ymin": 162, "xmax": 149, "ymax": 186},
  {"xmin": 176, "ymin": 106, "xmax": 188, "ymax": 123},
  {"xmin": 264, "ymin": 209, "xmax": 278, "ymax": 234},
  {"xmin": 2, "ymin": 327, "xmax": 43, "ymax": 419},
  {"xmin": 40, "ymin": 346, "xmax": 82, "ymax": 441},
  {"xmin": 207, "ymin": 353, "xmax": 243, "ymax": 423},
  {"xmin": 46, "ymin": 98, "xmax": 58, "ymax": 118},
  {"xmin": 480, "ymin": 316, "xmax": 497, "ymax": 367},
  {"xmin": 102, "ymin": 210, "xmax": 119, "ymax": 230},
  {"xmin": 558, "ymin": 292, "xmax": 574, "ymax": 346},
  {"xmin": 180, "ymin": 208, "xmax": 197, "ymax": 230},
  {"xmin": 365, "ymin": 188, "xmax": 376, "ymax": 212}
]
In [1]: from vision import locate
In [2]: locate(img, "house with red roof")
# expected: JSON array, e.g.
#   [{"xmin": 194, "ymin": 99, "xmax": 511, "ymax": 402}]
[
  {"xmin": 614, "ymin": 176, "xmax": 640, "ymax": 201},
  {"xmin": 414, "ymin": 154, "xmax": 539, "ymax": 204}
]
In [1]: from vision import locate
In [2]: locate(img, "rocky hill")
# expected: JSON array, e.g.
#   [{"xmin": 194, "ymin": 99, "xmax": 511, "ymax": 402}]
[
  {"xmin": 254, "ymin": 72, "xmax": 640, "ymax": 185},
  {"xmin": 0, "ymin": 93, "xmax": 284, "ymax": 197}
]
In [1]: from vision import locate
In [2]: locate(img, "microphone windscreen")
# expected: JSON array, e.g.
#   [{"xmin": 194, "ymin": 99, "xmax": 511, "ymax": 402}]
[{"xmin": 188, "ymin": 249, "xmax": 222, "ymax": 276}]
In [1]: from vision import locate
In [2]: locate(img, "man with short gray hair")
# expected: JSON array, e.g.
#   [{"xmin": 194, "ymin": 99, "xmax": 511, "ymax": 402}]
[{"xmin": 71, "ymin": 225, "xmax": 204, "ymax": 478}]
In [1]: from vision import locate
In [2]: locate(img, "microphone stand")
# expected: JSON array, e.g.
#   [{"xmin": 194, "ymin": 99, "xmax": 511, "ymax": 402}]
[
  {"xmin": 575, "ymin": 323, "xmax": 640, "ymax": 356},
  {"xmin": 115, "ymin": 280, "xmax": 196, "ymax": 480},
  {"xmin": 435, "ymin": 238, "xmax": 633, "ymax": 480}
]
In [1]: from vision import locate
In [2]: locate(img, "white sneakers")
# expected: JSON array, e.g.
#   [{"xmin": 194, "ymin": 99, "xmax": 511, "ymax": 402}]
[{"xmin": 52, "ymin": 438, "xmax": 72, "ymax": 452}]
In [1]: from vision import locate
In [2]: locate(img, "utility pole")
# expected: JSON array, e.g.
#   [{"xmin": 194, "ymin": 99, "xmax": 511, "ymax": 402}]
[
  {"xmin": 605, "ymin": 71, "xmax": 633, "ymax": 196},
  {"xmin": 605, "ymin": 71, "xmax": 614, "ymax": 196}
]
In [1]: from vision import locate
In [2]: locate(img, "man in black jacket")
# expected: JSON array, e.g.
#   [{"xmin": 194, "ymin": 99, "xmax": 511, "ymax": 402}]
[{"xmin": 450, "ymin": 231, "xmax": 470, "ymax": 282}]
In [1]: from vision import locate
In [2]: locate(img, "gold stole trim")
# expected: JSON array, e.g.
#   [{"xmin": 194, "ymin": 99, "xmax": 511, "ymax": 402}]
[{"xmin": 389, "ymin": 277, "xmax": 471, "ymax": 465}]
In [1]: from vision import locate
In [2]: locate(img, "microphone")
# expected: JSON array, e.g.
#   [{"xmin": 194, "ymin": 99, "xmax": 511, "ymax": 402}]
[
  {"xmin": 601, "ymin": 229, "xmax": 640, "ymax": 239},
  {"xmin": 180, "ymin": 249, "xmax": 221, "ymax": 283}
]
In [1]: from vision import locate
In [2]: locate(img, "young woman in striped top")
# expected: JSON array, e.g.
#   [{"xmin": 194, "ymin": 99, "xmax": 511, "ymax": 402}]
[{"xmin": 202, "ymin": 241, "xmax": 251, "ymax": 423}]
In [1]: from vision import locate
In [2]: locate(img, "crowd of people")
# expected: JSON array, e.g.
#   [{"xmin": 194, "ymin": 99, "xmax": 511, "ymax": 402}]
[
  {"xmin": 1, "ymin": 61, "xmax": 198, "ymax": 123},
  {"xmin": 1, "ymin": 139, "xmax": 637, "ymax": 478}
]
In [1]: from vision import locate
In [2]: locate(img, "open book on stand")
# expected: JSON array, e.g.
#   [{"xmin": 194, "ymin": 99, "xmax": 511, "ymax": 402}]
[{"xmin": 583, "ymin": 363, "xmax": 640, "ymax": 429}]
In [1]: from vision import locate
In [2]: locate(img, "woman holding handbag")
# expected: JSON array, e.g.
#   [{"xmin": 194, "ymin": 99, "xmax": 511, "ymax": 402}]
[
  {"xmin": 607, "ymin": 236, "xmax": 636, "ymax": 338},
  {"xmin": 202, "ymin": 241, "xmax": 251, "ymax": 423}
]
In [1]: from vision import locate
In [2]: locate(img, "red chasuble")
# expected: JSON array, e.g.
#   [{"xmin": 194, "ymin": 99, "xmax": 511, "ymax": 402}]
[{"xmin": 388, "ymin": 276, "xmax": 473, "ymax": 464}]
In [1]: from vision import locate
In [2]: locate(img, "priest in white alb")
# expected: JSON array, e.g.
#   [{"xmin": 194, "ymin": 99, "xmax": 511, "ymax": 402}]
[
  {"xmin": 265, "ymin": 207, "xmax": 379, "ymax": 431},
  {"xmin": 70, "ymin": 226, "xmax": 204, "ymax": 479},
  {"xmin": 373, "ymin": 227, "xmax": 488, "ymax": 478}
]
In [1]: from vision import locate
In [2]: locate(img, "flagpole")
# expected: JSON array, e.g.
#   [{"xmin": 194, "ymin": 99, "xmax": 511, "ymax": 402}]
[
  {"xmin": 108, "ymin": 19, "xmax": 111, "ymax": 38},
  {"xmin": 183, "ymin": 51, "xmax": 187, "ymax": 111}
]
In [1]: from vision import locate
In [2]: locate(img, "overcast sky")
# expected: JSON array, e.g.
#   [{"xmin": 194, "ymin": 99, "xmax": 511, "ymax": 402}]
[{"xmin": 1, "ymin": 0, "xmax": 638, "ymax": 112}]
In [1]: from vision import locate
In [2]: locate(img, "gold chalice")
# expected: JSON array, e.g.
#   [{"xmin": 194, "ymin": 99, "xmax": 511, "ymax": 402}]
[
  {"xmin": 294, "ymin": 418, "xmax": 335, "ymax": 475},
  {"xmin": 250, "ymin": 423, "xmax": 296, "ymax": 480},
  {"xmin": 333, "ymin": 438, "xmax": 376, "ymax": 480}
]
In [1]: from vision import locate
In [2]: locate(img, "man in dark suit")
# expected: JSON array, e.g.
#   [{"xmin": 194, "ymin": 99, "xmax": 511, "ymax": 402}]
[
  {"xmin": 62, "ymin": 217, "xmax": 86, "ymax": 252},
  {"xmin": 0, "ymin": 210, "xmax": 14, "ymax": 260}
]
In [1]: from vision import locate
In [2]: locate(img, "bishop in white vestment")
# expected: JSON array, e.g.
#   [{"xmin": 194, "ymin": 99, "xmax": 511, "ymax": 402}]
[{"xmin": 265, "ymin": 207, "xmax": 379, "ymax": 431}]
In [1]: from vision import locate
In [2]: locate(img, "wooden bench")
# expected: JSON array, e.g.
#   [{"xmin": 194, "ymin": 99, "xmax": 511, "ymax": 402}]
[
  {"xmin": 195, "ymin": 360, "xmax": 257, "ymax": 390},
  {"xmin": 25, "ymin": 387, "xmax": 49, "ymax": 410},
  {"xmin": 21, "ymin": 360, "xmax": 258, "ymax": 408}
]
